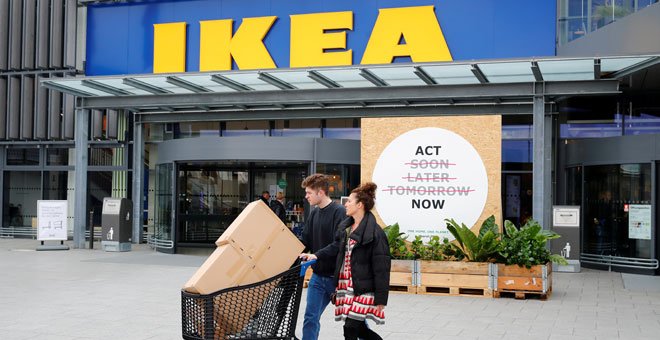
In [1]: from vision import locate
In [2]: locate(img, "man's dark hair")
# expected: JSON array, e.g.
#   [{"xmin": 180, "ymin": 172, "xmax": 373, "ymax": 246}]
[
  {"xmin": 262, "ymin": 191, "xmax": 270, "ymax": 195},
  {"xmin": 301, "ymin": 173, "xmax": 330, "ymax": 193}
]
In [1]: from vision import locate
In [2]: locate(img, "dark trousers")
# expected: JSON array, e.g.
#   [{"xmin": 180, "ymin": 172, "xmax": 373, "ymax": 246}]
[{"xmin": 343, "ymin": 318, "xmax": 382, "ymax": 340}]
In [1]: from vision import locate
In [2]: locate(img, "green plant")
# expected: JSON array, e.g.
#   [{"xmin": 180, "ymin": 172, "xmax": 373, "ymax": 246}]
[
  {"xmin": 421, "ymin": 236, "xmax": 453, "ymax": 261},
  {"xmin": 445, "ymin": 215, "xmax": 501, "ymax": 262},
  {"xmin": 410, "ymin": 235, "xmax": 425, "ymax": 260},
  {"xmin": 499, "ymin": 219, "xmax": 568, "ymax": 268},
  {"xmin": 383, "ymin": 223, "xmax": 413, "ymax": 260}
]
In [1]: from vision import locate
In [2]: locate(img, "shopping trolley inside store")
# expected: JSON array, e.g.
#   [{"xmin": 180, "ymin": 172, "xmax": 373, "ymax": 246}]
[{"xmin": 181, "ymin": 259, "xmax": 315, "ymax": 340}]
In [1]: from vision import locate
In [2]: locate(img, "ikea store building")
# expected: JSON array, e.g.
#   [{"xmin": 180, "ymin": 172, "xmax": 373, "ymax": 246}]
[{"xmin": 2, "ymin": 0, "xmax": 660, "ymax": 274}]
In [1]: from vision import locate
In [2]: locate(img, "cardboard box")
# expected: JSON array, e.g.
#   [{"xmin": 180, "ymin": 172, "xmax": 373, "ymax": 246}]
[
  {"xmin": 183, "ymin": 201, "xmax": 304, "ymax": 337},
  {"xmin": 183, "ymin": 200, "xmax": 304, "ymax": 294}
]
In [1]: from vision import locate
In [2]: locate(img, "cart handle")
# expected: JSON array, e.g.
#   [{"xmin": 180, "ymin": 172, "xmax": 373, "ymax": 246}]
[{"xmin": 299, "ymin": 259, "xmax": 316, "ymax": 277}]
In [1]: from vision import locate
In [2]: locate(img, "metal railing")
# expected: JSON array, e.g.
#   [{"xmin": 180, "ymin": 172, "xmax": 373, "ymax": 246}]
[
  {"xmin": 0, "ymin": 227, "xmax": 38, "ymax": 238},
  {"xmin": 0, "ymin": 226, "xmax": 103, "ymax": 241},
  {"xmin": 581, "ymin": 253, "xmax": 659, "ymax": 270},
  {"xmin": 147, "ymin": 234, "xmax": 174, "ymax": 249}
]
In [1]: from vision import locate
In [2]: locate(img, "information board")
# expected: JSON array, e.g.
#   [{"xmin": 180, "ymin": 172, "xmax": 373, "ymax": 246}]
[
  {"xmin": 552, "ymin": 206, "xmax": 580, "ymax": 227},
  {"xmin": 629, "ymin": 204, "xmax": 651, "ymax": 240},
  {"xmin": 37, "ymin": 200, "xmax": 68, "ymax": 241}
]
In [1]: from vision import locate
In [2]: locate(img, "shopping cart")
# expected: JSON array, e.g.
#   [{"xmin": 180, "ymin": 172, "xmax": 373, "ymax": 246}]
[{"xmin": 181, "ymin": 259, "xmax": 315, "ymax": 340}]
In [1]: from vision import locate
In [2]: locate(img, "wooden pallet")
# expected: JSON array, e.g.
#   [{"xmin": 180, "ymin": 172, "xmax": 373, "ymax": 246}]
[
  {"xmin": 417, "ymin": 285, "xmax": 493, "ymax": 297},
  {"xmin": 417, "ymin": 261, "xmax": 493, "ymax": 298},
  {"xmin": 389, "ymin": 283, "xmax": 416, "ymax": 293},
  {"xmin": 389, "ymin": 260, "xmax": 416, "ymax": 294},
  {"xmin": 493, "ymin": 287, "xmax": 552, "ymax": 300}
]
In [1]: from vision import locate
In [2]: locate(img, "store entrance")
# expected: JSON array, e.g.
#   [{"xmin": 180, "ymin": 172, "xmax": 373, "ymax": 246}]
[{"xmin": 176, "ymin": 161, "xmax": 307, "ymax": 246}]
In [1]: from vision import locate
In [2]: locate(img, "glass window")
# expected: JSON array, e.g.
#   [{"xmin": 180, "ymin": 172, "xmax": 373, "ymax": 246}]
[
  {"xmin": 88, "ymin": 171, "xmax": 128, "ymax": 229},
  {"xmin": 155, "ymin": 164, "xmax": 173, "ymax": 247},
  {"xmin": 559, "ymin": 96, "xmax": 621, "ymax": 139},
  {"xmin": 624, "ymin": 109, "xmax": 660, "ymax": 136},
  {"xmin": 566, "ymin": 166, "xmax": 583, "ymax": 206},
  {"xmin": 177, "ymin": 165, "xmax": 249, "ymax": 243},
  {"xmin": 583, "ymin": 163, "xmax": 652, "ymax": 259},
  {"xmin": 558, "ymin": 1, "xmax": 656, "ymax": 44},
  {"xmin": 43, "ymin": 171, "xmax": 69, "ymax": 200},
  {"xmin": 502, "ymin": 125, "xmax": 532, "ymax": 139},
  {"xmin": 272, "ymin": 120, "xmax": 321, "ymax": 137},
  {"xmin": 3, "ymin": 171, "xmax": 41, "ymax": 227},
  {"xmin": 7, "ymin": 148, "xmax": 40, "ymax": 166},
  {"xmin": 177, "ymin": 122, "xmax": 220, "ymax": 139},
  {"xmin": 46, "ymin": 148, "xmax": 70, "ymax": 166},
  {"xmin": 89, "ymin": 147, "xmax": 125, "ymax": 166},
  {"xmin": 502, "ymin": 173, "xmax": 533, "ymax": 227},
  {"xmin": 502, "ymin": 140, "xmax": 532, "ymax": 171},
  {"xmin": 323, "ymin": 119, "xmax": 360, "ymax": 140},
  {"xmin": 223, "ymin": 121, "xmax": 269, "ymax": 137},
  {"xmin": 316, "ymin": 164, "xmax": 360, "ymax": 200}
]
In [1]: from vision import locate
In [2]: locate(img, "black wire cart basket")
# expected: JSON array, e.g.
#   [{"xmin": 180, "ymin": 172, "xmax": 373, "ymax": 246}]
[{"xmin": 181, "ymin": 260, "xmax": 315, "ymax": 340}]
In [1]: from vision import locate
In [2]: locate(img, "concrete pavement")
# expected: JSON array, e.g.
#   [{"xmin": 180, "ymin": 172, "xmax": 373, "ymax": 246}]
[{"xmin": 1, "ymin": 238, "xmax": 659, "ymax": 340}]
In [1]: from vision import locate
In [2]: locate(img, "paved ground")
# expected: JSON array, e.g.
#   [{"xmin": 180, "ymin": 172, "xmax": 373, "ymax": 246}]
[{"xmin": 1, "ymin": 238, "xmax": 659, "ymax": 340}]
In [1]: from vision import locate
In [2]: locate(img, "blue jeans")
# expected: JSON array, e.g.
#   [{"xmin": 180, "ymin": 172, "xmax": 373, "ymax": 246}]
[{"xmin": 302, "ymin": 273, "xmax": 335, "ymax": 340}]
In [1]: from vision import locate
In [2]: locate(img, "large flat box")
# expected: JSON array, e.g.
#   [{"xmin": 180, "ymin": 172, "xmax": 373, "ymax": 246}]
[{"xmin": 183, "ymin": 200, "xmax": 304, "ymax": 295}]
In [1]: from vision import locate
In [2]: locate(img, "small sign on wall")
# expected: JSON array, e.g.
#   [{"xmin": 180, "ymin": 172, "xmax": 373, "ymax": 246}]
[
  {"xmin": 552, "ymin": 206, "xmax": 580, "ymax": 228},
  {"xmin": 629, "ymin": 204, "xmax": 651, "ymax": 240}
]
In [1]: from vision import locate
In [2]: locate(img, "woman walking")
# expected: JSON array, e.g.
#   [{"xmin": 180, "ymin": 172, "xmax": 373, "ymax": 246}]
[{"xmin": 333, "ymin": 182, "xmax": 391, "ymax": 340}]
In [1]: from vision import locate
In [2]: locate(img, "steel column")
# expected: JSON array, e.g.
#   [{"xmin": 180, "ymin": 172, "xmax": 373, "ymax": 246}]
[
  {"xmin": 73, "ymin": 108, "xmax": 89, "ymax": 248},
  {"xmin": 532, "ymin": 85, "xmax": 552, "ymax": 229},
  {"xmin": 132, "ymin": 117, "xmax": 144, "ymax": 244}
]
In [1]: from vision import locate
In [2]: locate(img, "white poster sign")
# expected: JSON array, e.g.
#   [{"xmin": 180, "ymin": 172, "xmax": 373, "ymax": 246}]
[
  {"xmin": 103, "ymin": 199, "xmax": 121, "ymax": 215},
  {"xmin": 628, "ymin": 204, "xmax": 651, "ymax": 240},
  {"xmin": 372, "ymin": 127, "xmax": 488, "ymax": 240},
  {"xmin": 37, "ymin": 200, "xmax": 68, "ymax": 241},
  {"xmin": 553, "ymin": 206, "xmax": 580, "ymax": 227}
]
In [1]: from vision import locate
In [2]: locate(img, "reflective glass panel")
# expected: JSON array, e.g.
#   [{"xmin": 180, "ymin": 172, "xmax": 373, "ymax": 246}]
[
  {"xmin": 583, "ymin": 164, "xmax": 652, "ymax": 259},
  {"xmin": 7, "ymin": 148, "xmax": 40, "ymax": 166},
  {"xmin": 3, "ymin": 171, "xmax": 41, "ymax": 227}
]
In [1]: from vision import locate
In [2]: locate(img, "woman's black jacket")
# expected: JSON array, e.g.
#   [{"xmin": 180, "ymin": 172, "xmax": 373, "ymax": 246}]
[{"xmin": 330, "ymin": 211, "xmax": 391, "ymax": 306}]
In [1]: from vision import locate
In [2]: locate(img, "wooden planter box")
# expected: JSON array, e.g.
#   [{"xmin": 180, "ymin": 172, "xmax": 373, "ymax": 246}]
[
  {"xmin": 494, "ymin": 263, "xmax": 552, "ymax": 300},
  {"xmin": 389, "ymin": 259, "xmax": 416, "ymax": 293},
  {"xmin": 417, "ymin": 261, "xmax": 494, "ymax": 297}
]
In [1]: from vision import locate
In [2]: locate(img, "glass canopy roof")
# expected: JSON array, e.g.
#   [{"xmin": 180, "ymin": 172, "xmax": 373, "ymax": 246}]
[{"xmin": 43, "ymin": 56, "xmax": 659, "ymax": 99}]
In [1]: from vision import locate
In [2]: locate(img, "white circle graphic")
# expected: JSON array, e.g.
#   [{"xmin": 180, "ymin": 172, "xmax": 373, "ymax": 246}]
[{"xmin": 372, "ymin": 127, "xmax": 488, "ymax": 240}]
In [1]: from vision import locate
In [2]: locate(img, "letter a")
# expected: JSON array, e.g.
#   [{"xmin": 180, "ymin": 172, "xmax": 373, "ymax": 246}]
[{"xmin": 361, "ymin": 6, "xmax": 452, "ymax": 64}]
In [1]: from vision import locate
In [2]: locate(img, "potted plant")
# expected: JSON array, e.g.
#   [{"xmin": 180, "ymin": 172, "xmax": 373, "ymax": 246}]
[
  {"xmin": 384, "ymin": 223, "xmax": 416, "ymax": 292},
  {"xmin": 494, "ymin": 219, "xmax": 568, "ymax": 299},
  {"xmin": 415, "ymin": 216, "xmax": 500, "ymax": 297},
  {"xmin": 593, "ymin": 2, "xmax": 631, "ymax": 28}
]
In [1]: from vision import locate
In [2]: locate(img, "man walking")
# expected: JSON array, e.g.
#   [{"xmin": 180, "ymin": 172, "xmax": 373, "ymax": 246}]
[{"xmin": 298, "ymin": 174, "xmax": 346, "ymax": 340}]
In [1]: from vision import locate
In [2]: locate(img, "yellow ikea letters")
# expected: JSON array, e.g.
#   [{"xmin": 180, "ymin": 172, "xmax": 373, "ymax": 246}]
[
  {"xmin": 153, "ymin": 22, "xmax": 187, "ymax": 73},
  {"xmin": 154, "ymin": 6, "xmax": 451, "ymax": 72},
  {"xmin": 290, "ymin": 11, "xmax": 353, "ymax": 68},
  {"xmin": 361, "ymin": 6, "xmax": 452, "ymax": 64},
  {"xmin": 199, "ymin": 16, "xmax": 277, "ymax": 71}
]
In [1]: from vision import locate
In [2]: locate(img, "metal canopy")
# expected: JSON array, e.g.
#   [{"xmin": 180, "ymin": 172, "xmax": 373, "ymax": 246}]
[{"xmin": 42, "ymin": 56, "xmax": 659, "ymax": 117}]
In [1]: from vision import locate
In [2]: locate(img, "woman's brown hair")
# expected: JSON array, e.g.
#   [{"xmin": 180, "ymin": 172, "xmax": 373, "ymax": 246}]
[{"xmin": 351, "ymin": 182, "xmax": 377, "ymax": 212}]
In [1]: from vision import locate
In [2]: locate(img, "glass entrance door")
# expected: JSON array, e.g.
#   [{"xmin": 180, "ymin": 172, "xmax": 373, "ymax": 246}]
[
  {"xmin": 583, "ymin": 164, "xmax": 652, "ymax": 259},
  {"xmin": 175, "ymin": 162, "xmax": 307, "ymax": 246},
  {"xmin": 251, "ymin": 163, "xmax": 307, "ymax": 220},
  {"xmin": 177, "ymin": 163, "xmax": 249, "ymax": 244}
]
